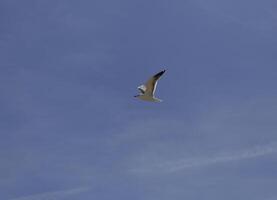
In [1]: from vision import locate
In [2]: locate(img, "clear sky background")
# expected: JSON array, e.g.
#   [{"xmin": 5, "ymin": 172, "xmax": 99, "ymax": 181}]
[{"xmin": 1, "ymin": 0, "xmax": 277, "ymax": 199}]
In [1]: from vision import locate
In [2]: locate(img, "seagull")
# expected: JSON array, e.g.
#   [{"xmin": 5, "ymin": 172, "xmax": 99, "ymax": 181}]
[{"xmin": 134, "ymin": 69, "xmax": 166, "ymax": 102}]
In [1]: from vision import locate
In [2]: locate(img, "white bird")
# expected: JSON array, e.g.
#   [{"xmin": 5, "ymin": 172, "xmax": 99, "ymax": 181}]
[{"xmin": 134, "ymin": 69, "xmax": 166, "ymax": 102}]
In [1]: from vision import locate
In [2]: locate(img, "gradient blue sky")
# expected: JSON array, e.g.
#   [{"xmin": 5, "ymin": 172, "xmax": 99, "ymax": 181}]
[{"xmin": 1, "ymin": 0, "xmax": 277, "ymax": 199}]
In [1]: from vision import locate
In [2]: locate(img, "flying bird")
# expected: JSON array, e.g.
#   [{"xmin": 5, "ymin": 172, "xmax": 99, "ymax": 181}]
[{"xmin": 134, "ymin": 69, "xmax": 166, "ymax": 102}]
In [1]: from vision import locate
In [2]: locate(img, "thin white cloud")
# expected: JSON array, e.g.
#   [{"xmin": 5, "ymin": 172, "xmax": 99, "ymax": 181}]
[
  {"xmin": 131, "ymin": 142, "xmax": 277, "ymax": 173},
  {"xmin": 10, "ymin": 186, "xmax": 90, "ymax": 200}
]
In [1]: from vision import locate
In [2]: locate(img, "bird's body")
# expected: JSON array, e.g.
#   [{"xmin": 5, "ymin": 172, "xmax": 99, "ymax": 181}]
[
  {"xmin": 134, "ymin": 69, "xmax": 166, "ymax": 102},
  {"xmin": 136, "ymin": 94, "xmax": 162, "ymax": 102}
]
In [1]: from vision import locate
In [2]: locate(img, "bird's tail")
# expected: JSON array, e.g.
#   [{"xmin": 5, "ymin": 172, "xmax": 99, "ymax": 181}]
[{"xmin": 154, "ymin": 97, "xmax": 163, "ymax": 102}]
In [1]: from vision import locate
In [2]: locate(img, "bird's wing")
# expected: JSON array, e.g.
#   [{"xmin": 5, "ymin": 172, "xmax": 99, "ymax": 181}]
[{"xmin": 144, "ymin": 70, "xmax": 166, "ymax": 96}]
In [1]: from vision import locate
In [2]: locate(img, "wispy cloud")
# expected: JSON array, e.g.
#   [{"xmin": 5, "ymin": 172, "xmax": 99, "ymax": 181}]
[
  {"xmin": 10, "ymin": 187, "xmax": 90, "ymax": 200},
  {"xmin": 131, "ymin": 142, "xmax": 277, "ymax": 173}
]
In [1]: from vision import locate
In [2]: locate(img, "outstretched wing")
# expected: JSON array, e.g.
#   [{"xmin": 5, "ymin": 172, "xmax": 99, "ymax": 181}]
[{"xmin": 144, "ymin": 70, "xmax": 166, "ymax": 96}]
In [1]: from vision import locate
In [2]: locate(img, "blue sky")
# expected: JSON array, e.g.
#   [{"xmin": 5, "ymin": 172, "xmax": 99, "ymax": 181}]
[{"xmin": 1, "ymin": 0, "xmax": 277, "ymax": 199}]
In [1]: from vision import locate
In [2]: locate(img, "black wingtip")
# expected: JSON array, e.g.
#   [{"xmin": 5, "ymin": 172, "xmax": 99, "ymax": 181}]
[
  {"xmin": 161, "ymin": 69, "xmax": 167, "ymax": 74},
  {"xmin": 153, "ymin": 69, "xmax": 166, "ymax": 79}
]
